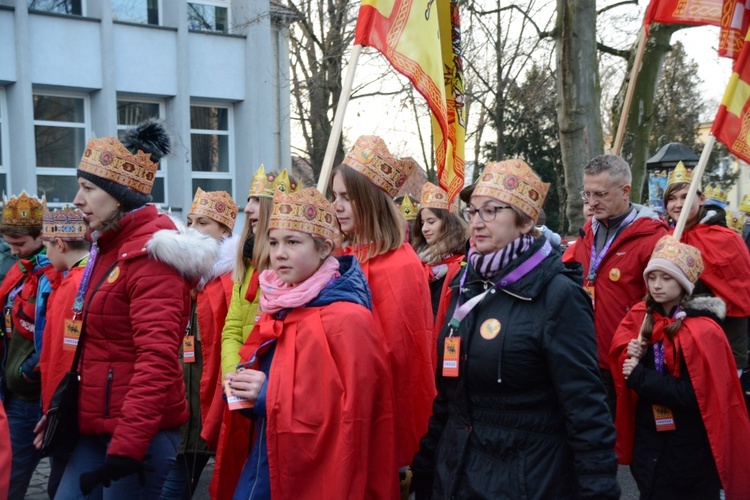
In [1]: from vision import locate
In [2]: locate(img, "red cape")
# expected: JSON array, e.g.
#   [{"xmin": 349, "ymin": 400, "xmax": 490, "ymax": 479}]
[
  {"xmin": 0, "ymin": 401, "xmax": 9, "ymax": 498},
  {"xmin": 610, "ymin": 303, "xmax": 750, "ymax": 498},
  {"xmin": 344, "ymin": 243, "xmax": 436, "ymax": 466},
  {"xmin": 675, "ymin": 224, "xmax": 750, "ymax": 316},
  {"xmin": 237, "ymin": 303, "xmax": 399, "ymax": 500}
]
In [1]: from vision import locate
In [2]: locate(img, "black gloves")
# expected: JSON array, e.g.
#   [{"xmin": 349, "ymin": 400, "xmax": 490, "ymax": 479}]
[{"xmin": 80, "ymin": 454, "xmax": 154, "ymax": 494}]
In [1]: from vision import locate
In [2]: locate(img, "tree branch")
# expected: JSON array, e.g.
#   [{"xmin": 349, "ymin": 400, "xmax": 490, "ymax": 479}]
[
  {"xmin": 597, "ymin": 0, "xmax": 638, "ymax": 15},
  {"xmin": 468, "ymin": 4, "xmax": 551, "ymax": 40},
  {"xmin": 597, "ymin": 42, "xmax": 631, "ymax": 60}
]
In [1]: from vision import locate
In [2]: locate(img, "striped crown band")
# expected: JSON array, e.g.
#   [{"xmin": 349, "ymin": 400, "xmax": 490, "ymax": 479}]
[
  {"xmin": 472, "ymin": 159, "xmax": 549, "ymax": 221},
  {"xmin": 42, "ymin": 204, "xmax": 87, "ymax": 241},
  {"xmin": 190, "ymin": 188, "xmax": 239, "ymax": 231},
  {"xmin": 1, "ymin": 191, "xmax": 45, "ymax": 228},
  {"xmin": 269, "ymin": 187, "xmax": 337, "ymax": 241},
  {"xmin": 77, "ymin": 137, "xmax": 158, "ymax": 195},
  {"xmin": 343, "ymin": 136, "xmax": 416, "ymax": 197}
]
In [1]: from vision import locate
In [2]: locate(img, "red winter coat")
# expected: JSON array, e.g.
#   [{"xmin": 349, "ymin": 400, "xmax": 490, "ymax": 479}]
[
  {"xmin": 77, "ymin": 205, "xmax": 217, "ymax": 460},
  {"xmin": 571, "ymin": 207, "xmax": 668, "ymax": 369},
  {"xmin": 0, "ymin": 400, "xmax": 9, "ymax": 498}
]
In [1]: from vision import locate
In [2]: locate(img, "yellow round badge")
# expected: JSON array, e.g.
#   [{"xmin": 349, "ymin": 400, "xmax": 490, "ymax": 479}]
[
  {"xmin": 480, "ymin": 319, "xmax": 501, "ymax": 340},
  {"xmin": 107, "ymin": 266, "xmax": 120, "ymax": 284},
  {"xmin": 609, "ymin": 268, "xmax": 621, "ymax": 282}
]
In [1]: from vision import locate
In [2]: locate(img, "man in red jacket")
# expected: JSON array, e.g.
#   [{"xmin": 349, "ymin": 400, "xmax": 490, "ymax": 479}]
[{"xmin": 570, "ymin": 155, "xmax": 667, "ymax": 417}]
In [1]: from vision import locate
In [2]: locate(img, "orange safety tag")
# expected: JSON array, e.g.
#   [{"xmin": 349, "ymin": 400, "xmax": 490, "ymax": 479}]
[
  {"xmin": 583, "ymin": 285, "xmax": 595, "ymax": 309},
  {"xmin": 224, "ymin": 378, "xmax": 254, "ymax": 410},
  {"xmin": 652, "ymin": 404, "xmax": 676, "ymax": 431},
  {"xmin": 63, "ymin": 319, "xmax": 82, "ymax": 352},
  {"xmin": 183, "ymin": 336, "xmax": 196, "ymax": 363},
  {"xmin": 442, "ymin": 336, "xmax": 461, "ymax": 378},
  {"xmin": 5, "ymin": 310, "xmax": 12, "ymax": 336}
]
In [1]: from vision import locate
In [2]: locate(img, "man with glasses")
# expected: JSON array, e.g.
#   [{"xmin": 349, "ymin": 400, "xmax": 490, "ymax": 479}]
[{"xmin": 570, "ymin": 155, "xmax": 668, "ymax": 418}]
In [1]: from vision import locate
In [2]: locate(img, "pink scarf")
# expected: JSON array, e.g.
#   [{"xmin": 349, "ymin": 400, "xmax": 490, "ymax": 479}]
[{"xmin": 259, "ymin": 256, "xmax": 340, "ymax": 315}]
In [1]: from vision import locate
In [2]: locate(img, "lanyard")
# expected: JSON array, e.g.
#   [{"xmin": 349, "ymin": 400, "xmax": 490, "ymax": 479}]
[
  {"xmin": 448, "ymin": 240, "xmax": 552, "ymax": 331},
  {"xmin": 588, "ymin": 208, "xmax": 637, "ymax": 281},
  {"xmin": 72, "ymin": 243, "xmax": 99, "ymax": 316}
]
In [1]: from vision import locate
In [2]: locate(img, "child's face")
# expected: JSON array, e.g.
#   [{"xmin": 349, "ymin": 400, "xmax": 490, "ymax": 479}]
[
  {"xmin": 331, "ymin": 173, "xmax": 356, "ymax": 234},
  {"xmin": 268, "ymin": 229, "xmax": 328, "ymax": 285},
  {"xmin": 3, "ymin": 234, "xmax": 42, "ymax": 258},
  {"xmin": 647, "ymin": 270, "xmax": 685, "ymax": 312},
  {"xmin": 43, "ymin": 239, "xmax": 68, "ymax": 272},
  {"xmin": 420, "ymin": 208, "xmax": 444, "ymax": 246},
  {"xmin": 187, "ymin": 214, "xmax": 230, "ymax": 242}
]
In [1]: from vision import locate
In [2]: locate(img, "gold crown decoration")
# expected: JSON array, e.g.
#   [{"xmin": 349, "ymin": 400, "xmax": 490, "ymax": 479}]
[
  {"xmin": 269, "ymin": 187, "xmax": 337, "ymax": 241},
  {"xmin": 727, "ymin": 210, "xmax": 745, "ymax": 234},
  {"xmin": 472, "ymin": 159, "xmax": 550, "ymax": 221},
  {"xmin": 1, "ymin": 191, "xmax": 45, "ymax": 228},
  {"xmin": 421, "ymin": 182, "xmax": 454, "ymax": 212},
  {"xmin": 343, "ymin": 136, "xmax": 416, "ymax": 197},
  {"xmin": 666, "ymin": 161, "xmax": 693, "ymax": 188},
  {"xmin": 190, "ymin": 188, "xmax": 239, "ymax": 231},
  {"xmin": 398, "ymin": 195, "xmax": 418, "ymax": 221},
  {"xmin": 647, "ymin": 235, "xmax": 704, "ymax": 286},
  {"xmin": 740, "ymin": 194, "xmax": 750, "ymax": 213},
  {"xmin": 704, "ymin": 184, "xmax": 729, "ymax": 205},
  {"xmin": 77, "ymin": 137, "xmax": 158, "ymax": 195},
  {"xmin": 247, "ymin": 165, "xmax": 299, "ymax": 199},
  {"xmin": 42, "ymin": 203, "xmax": 87, "ymax": 241}
]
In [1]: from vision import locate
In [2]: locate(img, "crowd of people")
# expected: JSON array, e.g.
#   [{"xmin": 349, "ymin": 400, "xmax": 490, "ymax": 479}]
[{"xmin": 0, "ymin": 119, "xmax": 749, "ymax": 499}]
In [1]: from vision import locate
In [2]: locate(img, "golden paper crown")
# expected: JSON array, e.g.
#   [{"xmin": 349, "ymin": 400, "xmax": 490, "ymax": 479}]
[
  {"xmin": 190, "ymin": 188, "xmax": 239, "ymax": 231},
  {"xmin": 248, "ymin": 165, "xmax": 299, "ymax": 199},
  {"xmin": 421, "ymin": 182, "xmax": 454, "ymax": 212},
  {"xmin": 1, "ymin": 191, "xmax": 45, "ymax": 228},
  {"xmin": 649, "ymin": 235, "xmax": 704, "ymax": 285},
  {"xmin": 666, "ymin": 161, "xmax": 693, "ymax": 188},
  {"xmin": 343, "ymin": 136, "xmax": 416, "ymax": 197},
  {"xmin": 472, "ymin": 160, "xmax": 549, "ymax": 221},
  {"xmin": 704, "ymin": 184, "xmax": 728, "ymax": 204},
  {"xmin": 727, "ymin": 210, "xmax": 745, "ymax": 234},
  {"xmin": 269, "ymin": 187, "xmax": 337, "ymax": 241},
  {"xmin": 740, "ymin": 194, "xmax": 750, "ymax": 213},
  {"xmin": 398, "ymin": 195, "xmax": 418, "ymax": 221},
  {"xmin": 42, "ymin": 203, "xmax": 87, "ymax": 241},
  {"xmin": 78, "ymin": 137, "xmax": 158, "ymax": 195}
]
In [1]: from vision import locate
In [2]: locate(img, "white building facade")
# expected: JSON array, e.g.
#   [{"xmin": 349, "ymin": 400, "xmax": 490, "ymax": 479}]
[{"xmin": 0, "ymin": 0, "xmax": 294, "ymax": 216}]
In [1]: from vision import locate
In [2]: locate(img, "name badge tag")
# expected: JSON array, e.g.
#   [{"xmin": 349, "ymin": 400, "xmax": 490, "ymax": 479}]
[
  {"xmin": 442, "ymin": 337, "xmax": 461, "ymax": 378},
  {"xmin": 224, "ymin": 379, "xmax": 254, "ymax": 410},
  {"xmin": 583, "ymin": 285, "xmax": 595, "ymax": 309},
  {"xmin": 183, "ymin": 336, "xmax": 196, "ymax": 363},
  {"xmin": 652, "ymin": 404, "xmax": 676, "ymax": 431},
  {"xmin": 63, "ymin": 319, "xmax": 82, "ymax": 352}
]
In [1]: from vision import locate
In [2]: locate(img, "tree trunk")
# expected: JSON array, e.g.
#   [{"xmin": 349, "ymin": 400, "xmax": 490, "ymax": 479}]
[{"xmin": 555, "ymin": 0, "xmax": 603, "ymax": 233}]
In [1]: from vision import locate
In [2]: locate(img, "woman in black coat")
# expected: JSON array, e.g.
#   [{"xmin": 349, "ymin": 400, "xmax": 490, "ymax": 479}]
[{"xmin": 411, "ymin": 159, "xmax": 620, "ymax": 499}]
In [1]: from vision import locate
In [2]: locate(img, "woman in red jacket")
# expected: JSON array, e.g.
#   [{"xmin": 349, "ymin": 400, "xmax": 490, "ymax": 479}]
[{"xmin": 53, "ymin": 120, "xmax": 218, "ymax": 499}]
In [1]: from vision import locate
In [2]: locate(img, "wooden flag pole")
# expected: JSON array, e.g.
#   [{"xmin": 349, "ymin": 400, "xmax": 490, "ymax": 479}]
[
  {"xmin": 673, "ymin": 134, "xmax": 715, "ymax": 241},
  {"xmin": 316, "ymin": 44, "xmax": 363, "ymax": 193},
  {"xmin": 612, "ymin": 28, "xmax": 648, "ymax": 156}
]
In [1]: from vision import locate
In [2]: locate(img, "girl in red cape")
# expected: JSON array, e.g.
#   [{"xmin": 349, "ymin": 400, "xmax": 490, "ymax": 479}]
[
  {"xmin": 329, "ymin": 136, "xmax": 435, "ymax": 471},
  {"xmin": 227, "ymin": 187, "xmax": 398, "ymax": 500},
  {"xmin": 610, "ymin": 235, "xmax": 750, "ymax": 499}
]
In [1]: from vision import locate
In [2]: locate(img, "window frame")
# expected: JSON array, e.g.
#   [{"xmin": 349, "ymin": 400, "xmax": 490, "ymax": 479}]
[
  {"xmin": 26, "ymin": 0, "xmax": 85, "ymax": 16},
  {"xmin": 111, "ymin": 0, "xmax": 162, "ymax": 26},
  {"xmin": 187, "ymin": 0, "xmax": 231, "ymax": 33},
  {"xmin": 189, "ymin": 102, "xmax": 234, "ymax": 199}
]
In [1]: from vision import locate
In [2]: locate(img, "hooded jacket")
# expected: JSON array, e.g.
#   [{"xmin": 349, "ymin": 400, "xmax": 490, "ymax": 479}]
[
  {"xmin": 77, "ymin": 205, "xmax": 217, "ymax": 460},
  {"xmin": 412, "ymin": 236, "xmax": 620, "ymax": 499}
]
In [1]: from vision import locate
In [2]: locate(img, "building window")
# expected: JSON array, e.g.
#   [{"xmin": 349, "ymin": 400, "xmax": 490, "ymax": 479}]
[
  {"xmin": 188, "ymin": 1, "xmax": 229, "ymax": 32},
  {"xmin": 0, "ymin": 90, "xmax": 8, "ymax": 194},
  {"xmin": 27, "ymin": 0, "xmax": 83, "ymax": 15},
  {"xmin": 34, "ymin": 94, "xmax": 88, "ymax": 204},
  {"xmin": 191, "ymin": 104, "xmax": 232, "ymax": 195},
  {"xmin": 112, "ymin": 0, "xmax": 160, "ymax": 25},
  {"xmin": 117, "ymin": 99, "xmax": 167, "ymax": 204}
]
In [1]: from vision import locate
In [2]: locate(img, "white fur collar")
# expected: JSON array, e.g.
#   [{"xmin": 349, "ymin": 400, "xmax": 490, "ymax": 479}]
[{"xmin": 146, "ymin": 219, "xmax": 219, "ymax": 284}]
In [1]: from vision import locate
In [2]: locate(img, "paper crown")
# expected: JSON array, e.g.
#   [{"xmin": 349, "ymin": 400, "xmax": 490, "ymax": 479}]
[
  {"xmin": 472, "ymin": 159, "xmax": 549, "ymax": 221},
  {"xmin": 398, "ymin": 195, "xmax": 418, "ymax": 221},
  {"xmin": 248, "ymin": 165, "xmax": 299, "ymax": 199},
  {"xmin": 740, "ymin": 194, "xmax": 750, "ymax": 213},
  {"xmin": 42, "ymin": 204, "xmax": 87, "ymax": 241},
  {"xmin": 189, "ymin": 188, "xmax": 239, "ymax": 231},
  {"xmin": 1, "ymin": 191, "xmax": 45, "ymax": 228},
  {"xmin": 78, "ymin": 137, "xmax": 158, "ymax": 195},
  {"xmin": 704, "ymin": 184, "xmax": 728, "ymax": 205},
  {"xmin": 421, "ymin": 182, "xmax": 457, "ymax": 212},
  {"xmin": 727, "ymin": 210, "xmax": 744, "ymax": 234},
  {"xmin": 644, "ymin": 235, "xmax": 704, "ymax": 294},
  {"xmin": 666, "ymin": 161, "xmax": 693, "ymax": 188},
  {"xmin": 269, "ymin": 187, "xmax": 337, "ymax": 241},
  {"xmin": 343, "ymin": 136, "xmax": 416, "ymax": 197}
]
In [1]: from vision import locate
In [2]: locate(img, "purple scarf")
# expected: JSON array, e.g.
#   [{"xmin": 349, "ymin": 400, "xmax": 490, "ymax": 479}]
[{"xmin": 468, "ymin": 234, "xmax": 535, "ymax": 280}]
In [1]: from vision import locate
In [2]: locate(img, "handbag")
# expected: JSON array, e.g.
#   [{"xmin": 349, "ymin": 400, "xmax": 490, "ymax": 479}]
[{"xmin": 40, "ymin": 260, "xmax": 119, "ymax": 457}]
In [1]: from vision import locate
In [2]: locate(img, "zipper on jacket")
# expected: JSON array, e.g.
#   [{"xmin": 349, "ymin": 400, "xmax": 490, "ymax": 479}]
[{"xmin": 105, "ymin": 368, "xmax": 113, "ymax": 418}]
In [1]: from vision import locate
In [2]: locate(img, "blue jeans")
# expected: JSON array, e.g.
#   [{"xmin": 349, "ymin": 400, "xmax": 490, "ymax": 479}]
[
  {"xmin": 55, "ymin": 429, "xmax": 180, "ymax": 500},
  {"xmin": 6, "ymin": 396, "xmax": 42, "ymax": 500},
  {"xmin": 160, "ymin": 452, "xmax": 211, "ymax": 499}
]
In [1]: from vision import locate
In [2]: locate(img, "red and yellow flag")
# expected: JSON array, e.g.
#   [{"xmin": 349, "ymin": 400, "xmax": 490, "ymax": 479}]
[
  {"xmin": 719, "ymin": 0, "xmax": 750, "ymax": 59},
  {"xmin": 643, "ymin": 0, "xmax": 722, "ymax": 32},
  {"xmin": 712, "ymin": 29, "xmax": 750, "ymax": 162},
  {"xmin": 355, "ymin": 0, "xmax": 465, "ymax": 203}
]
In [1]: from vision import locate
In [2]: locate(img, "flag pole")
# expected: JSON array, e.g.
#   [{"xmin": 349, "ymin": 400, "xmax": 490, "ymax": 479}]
[
  {"xmin": 612, "ymin": 28, "xmax": 647, "ymax": 156},
  {"xmin": 673, "ymin": 134, "xmax": 715, "ymax": 240},
  {"xmin": 316, "ymin": 44, "xmax": 363, "ymax": 193}
]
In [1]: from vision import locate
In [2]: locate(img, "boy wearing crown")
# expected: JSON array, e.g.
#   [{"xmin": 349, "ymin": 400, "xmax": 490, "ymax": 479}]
[{"xmin": 0, "ymin": 191, "xmax": 59, "ymax": 499}]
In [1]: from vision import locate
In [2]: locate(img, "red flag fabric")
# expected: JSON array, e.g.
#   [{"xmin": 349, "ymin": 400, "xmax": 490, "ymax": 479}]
[
  {"xmin": 719, "ymin": 0, "xmax": 750, "ymax": 58},
  {"xmin": 643, "ymin": 0, "xmax": 722, "ymax": 34},
  {"xmin": 712, "ymin": 28, "xmax": 750, "ymax": 162}
]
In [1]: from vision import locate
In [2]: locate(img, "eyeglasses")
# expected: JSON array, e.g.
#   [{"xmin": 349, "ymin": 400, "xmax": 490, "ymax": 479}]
[
  {"xmin": 461, "ymin": 205, "xmax": 513, "ymax": 222},
  {"xmin": 579, "ymin": 185, "xmax": 625, "ymax": 201}
]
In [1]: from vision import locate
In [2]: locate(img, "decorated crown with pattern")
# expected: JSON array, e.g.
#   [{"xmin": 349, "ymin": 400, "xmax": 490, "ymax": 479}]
[
  {"xmin": 420, "ymin": 181, "xmax": 459, "ymax": 213},
  {"xmin": 741, "ymin": 194, "xmax": 750, "ymax": 213},
  {"xmin": 648, "ymin": 235, "xmax": 704, "ymax": 285},
  {"xmin": 42, "ymin": 203, "xmax": 87, "ymax": 241},
  {"xmin": 704, "ymin": 184, "xmax": 728, "ymax": 205},
  {"xmin": 1, "ymin": 191, "xmax": 45, "ymax": 228},
  {"xmin": 190, "ymin": 188, "xmax": 239, "ymax": 231},
  {"xmin": 343, "ymin": 136, "xmax": 416, "ymax": 197},
  {"xmin": 398, "ymin": 195, "xmax": 418, "ymax": 221},
  {"xmin": 78, "ymin": 137, "xmax": 158, "ymax": 195},
  {"xmin": 727, "ymin": 210, "xmax": 744, "ymax": 234},
  {"xmin": 248, "ymin": 165, "xmax": 299, "ymax": 199},
  {"xmin": 666, "ymin": 161, "xmax": 693, "ymax": 188},
  {"xmin": 472, "ymin": 159, "xmax": 549, "ymax": 221},
  {"xmin": 269, "ymin": 187, "xmax": 337, "ymax": 241}
]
